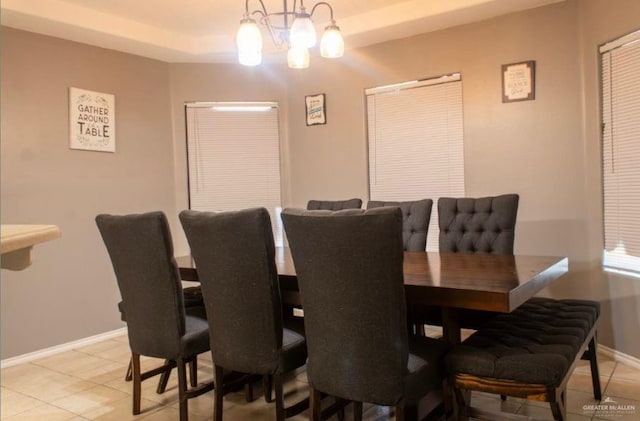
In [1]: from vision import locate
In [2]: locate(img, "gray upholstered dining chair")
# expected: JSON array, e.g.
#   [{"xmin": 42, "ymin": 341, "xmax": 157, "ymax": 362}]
[
  {"xmin": 366, "ymin": 199, "xmax": 433, "ymax": 251},
  {"xmin": 367, "ymin": 199, "xmax": 433, "ymax": 335},
  {"xmin": 282, "ymin": 207, "xmax": 449, "ymax": 421},
  {"xmin": 279, "ymin": 198, "xmax": 363, "ymax": 343},
  {"xmin": 438, "ymin": 194, "xmax": 519, "ymax": 255},
  {"xmin": 306, "ymin": 198, "xmax": 362, "ymax": 210},
  {"xmin": 179, "ymin": 207, "xmax": 308, "ymax": 421},
  {"xmin": 96, "ymin": 211, "xmax": 212, "ymax": 421},
  {"xmin": 412, "ymin": 194, "xmax": 520, "ymax": 331},
  {"xmin": 119, "ymin": 289, "xmax": 204, "ymax": 392}
]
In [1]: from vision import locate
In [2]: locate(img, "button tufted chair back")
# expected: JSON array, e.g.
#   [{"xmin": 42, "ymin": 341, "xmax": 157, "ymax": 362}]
[
  {"xmin": 306, "ymin": 198, "xmax": 362, "ymax": 211},
  {"xmin": 367, "ymin": 199, "xmax": 433, "ymax": 251},
  {"xmin": 438, "ymin": 194, "xmax": 519, "ymax": 254}
]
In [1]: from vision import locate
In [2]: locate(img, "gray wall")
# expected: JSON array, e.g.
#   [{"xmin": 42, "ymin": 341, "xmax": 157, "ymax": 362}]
[
  {"xmin": 2, "ymin": 0, "xmax": 640, "ymax": 360},
  {"xmin": 1, "ymin": 28, "xmax": 176, "ymax": 358}
]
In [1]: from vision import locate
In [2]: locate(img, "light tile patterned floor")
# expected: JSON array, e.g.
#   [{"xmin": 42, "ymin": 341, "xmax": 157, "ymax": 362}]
[{"xmin": 1, "ymin": 332, "xmax": 639, "ymax": 420}]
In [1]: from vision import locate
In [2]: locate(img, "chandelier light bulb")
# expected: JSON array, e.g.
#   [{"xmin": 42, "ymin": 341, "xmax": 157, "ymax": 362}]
[
  {"xmin": 238, "ymin": 49, "xmax": 262, "ymax": 66},
  {"xmin": 237, "ymin": 18, "xmax": 263, "ymax": 66},
  {"xmin": 290, "ymin": 11, "xmax": 317, "ymax": 48},
  {"xmin": 320, "ymin": 24, "xmax": 344, "ymax": 58},
  {"xmin": 287, "ymin": 46, "xmax": 310, "ymax": 69}
]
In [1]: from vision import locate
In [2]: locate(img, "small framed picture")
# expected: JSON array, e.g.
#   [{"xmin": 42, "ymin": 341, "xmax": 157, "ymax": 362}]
[
  {"xmin": 502, "ymin": 60, "xmax": 535, "ymax": 103},
  {"xmin": 305, "ymin": 94, "xmax": 326, "ymax": 126}
]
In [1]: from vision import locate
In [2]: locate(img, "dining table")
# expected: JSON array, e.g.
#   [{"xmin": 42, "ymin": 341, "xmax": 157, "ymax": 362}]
[{"xmin": 176, "ymin": 247, "xmax": 568, "ymax": 345}]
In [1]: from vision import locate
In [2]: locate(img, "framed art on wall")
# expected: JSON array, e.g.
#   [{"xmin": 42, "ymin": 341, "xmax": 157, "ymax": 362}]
[
  {"xmin": 69, "ymin": 87, "xmax": 116, "ymax": 152},
  {"xmin": 305, "ymin": 93, "xmax": 326, "ymax": 126},
  {"xmin": 502, "ymin": 60, "xmax": 535, "ymax": 103}
]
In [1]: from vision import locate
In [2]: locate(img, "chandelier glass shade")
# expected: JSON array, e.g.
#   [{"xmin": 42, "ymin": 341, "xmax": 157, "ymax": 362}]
[
  {"xmin": 236, "ymin": 18, "xmax": 263, "ymax": 66},
  {"xmin": 237, "ymin": 0, "xmax": 344, "ymax": 68}
]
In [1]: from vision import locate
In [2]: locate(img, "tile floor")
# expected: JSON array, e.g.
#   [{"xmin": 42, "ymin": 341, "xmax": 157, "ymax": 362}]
[{"xmin": 1, "ymin": 332, "xmax": 639, "ymax": 420}]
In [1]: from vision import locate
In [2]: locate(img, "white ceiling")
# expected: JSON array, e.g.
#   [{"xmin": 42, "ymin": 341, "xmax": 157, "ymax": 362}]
[{"xmin": 1, "ymin": 0, "xmax": 564, "ymax": 63}]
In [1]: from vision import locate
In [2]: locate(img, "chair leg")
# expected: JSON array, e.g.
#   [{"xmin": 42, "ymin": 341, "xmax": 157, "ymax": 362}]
[
  {"xmin": 177, "ymin": 358, "xmax": 189, "ymax": 421},
  {"xmin": 396, "ymin": 401, "xmax": 419, "ymax": 421},
  {"xmin": 337, "ymin": 399, "xmax": 345, "ymax": 421},
  {"xmin": 264, "ymin": 375, "xmax": 273, "ymax": 403},
  {"xmin": 214, "ymin": 365, "xmax": 225, "ymax": 421},
  {"xmin": 245, "ymin": 380, "xmax": 255, "ymax": 402},
  {"xmin": 274, "ymin": 373, "xmax": 286, "ymax": 421},
  {"xmin": 131, "ymin": 353, "xmax": 142, "ymax": 415},
  {"xmin": 189, "ymin": 357, "xmax": 198, "ymax": 388},
  {"xmin": 353, "ymin": 401, "xmax": 363, "ymax": 421},
  {"xmin": 586, "ymin": 336, "xmax": 602, "ymax": 400},
  {"xmin": 156, "ymin": 359, "xmax": 173, "ymax": 394},
  {"xmin": 310, "ymin": 386, "xmax": 322, "ymax": 421},
  {"xmin": 125, "ymin": 357, "xmax": 133, "ymax": 381}
]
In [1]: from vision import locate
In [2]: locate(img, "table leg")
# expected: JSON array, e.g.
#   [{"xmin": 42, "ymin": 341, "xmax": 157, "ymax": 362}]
[
  {"xmin": 441, "ymin": 307, "xmax": 461, "ymax": 345},
  {"xmin": 441, "ymin": 307, "xmax": 472, "ymax": 418}
]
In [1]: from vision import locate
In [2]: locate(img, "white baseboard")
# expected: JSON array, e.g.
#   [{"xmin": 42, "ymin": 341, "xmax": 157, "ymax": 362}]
[
  {"xmin": 599, "ymin": 344, "xmax": 640, "ymax": 369},
  {"xmin": 1, "ymin": 327, "xmax": 128, "ymax": 369}
]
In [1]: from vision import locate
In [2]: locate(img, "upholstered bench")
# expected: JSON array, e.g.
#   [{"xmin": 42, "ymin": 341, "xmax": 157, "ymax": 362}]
[{"xmin": 445, "ymin": 299, "xmax": 600, "ymax": 421}]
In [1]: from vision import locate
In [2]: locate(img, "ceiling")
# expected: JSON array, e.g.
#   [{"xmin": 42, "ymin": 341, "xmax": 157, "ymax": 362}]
[{"xmin": 1, "ymin": 0, "xmax": 564, "ymax": 63}]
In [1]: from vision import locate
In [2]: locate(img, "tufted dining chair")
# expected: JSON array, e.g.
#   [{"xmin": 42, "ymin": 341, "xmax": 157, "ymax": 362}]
[
  {"xmin": 366, "ymin": 199, "xmax": 433, "ymax": 252},
  {"xmin": 306, "ymin": 198, "xmax": 362, "ymax": 211},
  {"xmin": 282, "ymin": 207, "xmax": 449, "ymax": 421},
  {"xmin": 179, "ymin": 208, "xmax": 308, "ymax": 421},
  {"xmin": 411, "ymin": 194, "xmax": 520, "ymax": 333},
  {"xmin": 438, "ymin": 194, "xmax": 519, "ymax": 254},
  {"xmin": 96, "ymin": 212, "xmax": 212, "ymax": 421}
]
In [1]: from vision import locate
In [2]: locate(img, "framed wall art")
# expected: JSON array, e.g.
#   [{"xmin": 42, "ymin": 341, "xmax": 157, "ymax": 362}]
[
  {"xmin": 69, "ymin": 87, "xmax": 115, "ymax": 152},
  {"xmin": 502, "ymin": 60, "xmax": 536, "ymax": 103},
  {"xmin": 305, "ymin": 93, "xmax": 326, "ymax": 126}
]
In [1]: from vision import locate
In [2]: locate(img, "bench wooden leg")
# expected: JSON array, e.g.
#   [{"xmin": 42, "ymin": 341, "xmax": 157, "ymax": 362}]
[
  {"xmin": 453, "ymin": 386, "xmax": 469, "ymax": 421},
  {"xmin": 584, "ymin": 336, "xmax": 602, "ymax": 400},
  {"xmin": 550, "ymin": 387, "xmax": 567, "ymax": 421}
]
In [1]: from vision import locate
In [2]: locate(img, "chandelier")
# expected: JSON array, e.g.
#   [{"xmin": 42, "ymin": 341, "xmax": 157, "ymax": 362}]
[{"xmin": 237, "ymin": 0, "xmax": 345, "ymax": 69}]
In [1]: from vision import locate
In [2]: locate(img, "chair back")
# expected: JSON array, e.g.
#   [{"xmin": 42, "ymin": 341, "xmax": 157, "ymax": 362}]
[
  {"xmin": 179, "ymin": 208, "xmax": 282, "ymax": 375},
  {"xmin": 306, "ymin": 198, "xmax": 362, "ymax": 211},
  {"xmin": 282, "ymin": 207, "xmax": 408, "ymax": 405},
  {"xmin": 96, "ymin": 212, "xmax": 185, "ymax": 359},
  {"xmin": 367, "ymin": 199, "xmax": 433, "ymax": 251},
  {"xmin": 438, "ymin": 194, "xmax": 519, "ymax": 254}
]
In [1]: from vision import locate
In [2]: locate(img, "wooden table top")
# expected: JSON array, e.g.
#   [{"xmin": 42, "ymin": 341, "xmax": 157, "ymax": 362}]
[{"xmin": 176, "ymin": 247, "xmax": 568, "ymax": 314}]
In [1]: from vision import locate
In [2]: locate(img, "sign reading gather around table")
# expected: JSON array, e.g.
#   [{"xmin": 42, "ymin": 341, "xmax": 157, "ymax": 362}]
[{"xmin": 69, "ymin": 87, "xmax": 115, "ymax": 152}]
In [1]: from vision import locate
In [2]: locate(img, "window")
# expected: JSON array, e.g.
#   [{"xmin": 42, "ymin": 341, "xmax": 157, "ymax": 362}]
[
  {"xmin": 601, "ymin": 30, "xmax": 640, "ymax": 275},
  {"xmin": 185, "ymin": 102, "xmax": 283, "ymax": 245},
  {"xmin": 366, "ymin": 74, "xmax": 465, "ymax": 251}
]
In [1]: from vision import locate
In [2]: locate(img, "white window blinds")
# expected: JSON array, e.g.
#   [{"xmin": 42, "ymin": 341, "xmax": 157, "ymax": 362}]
[
  {"xmin": 601, "ymin": 30, "xmax": 640, "ymax": 275},
  {"xmin": 366, "ymin": 75, "xmax": 465, "ymax": 251},
  {"xmin": 185, "ymin": 102, "xmax": 283, "ymax": 245}
]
